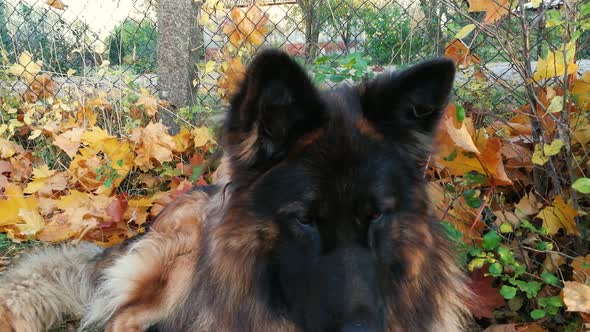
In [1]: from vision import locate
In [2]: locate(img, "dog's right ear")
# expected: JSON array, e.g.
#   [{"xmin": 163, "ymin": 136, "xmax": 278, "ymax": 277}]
[{"xmin": 223, "ymin": 49, "xmax": 327, "ymax": 173}]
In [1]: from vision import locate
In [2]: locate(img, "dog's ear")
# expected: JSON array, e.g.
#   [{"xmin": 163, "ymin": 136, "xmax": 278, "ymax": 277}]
[
  {"xmin": 359, "ymin": 58, "xmax": 455, "ymax": 141},
  {"xmin": 223, "ymin": 49, "xmax": 326, "ymax": 172}
]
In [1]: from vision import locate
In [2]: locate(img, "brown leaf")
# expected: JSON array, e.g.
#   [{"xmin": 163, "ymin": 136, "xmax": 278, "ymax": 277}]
[
  {"xmin": 467, "ymin": 267, "xmax": 506, "ymax": 318},
  {"xmin": 563, "ymin": 281, "xmax": 590, "ymax": 314},
  {"xmin": 571, "ymin": 255, "xmax": 590, "ymax": 283},
  {"xmin": 45, "ymin": 0, "xmax": 66, "ymax": 10}
]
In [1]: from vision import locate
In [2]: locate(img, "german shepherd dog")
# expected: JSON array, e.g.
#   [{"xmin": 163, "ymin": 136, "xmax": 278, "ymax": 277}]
[{"xmin": 0, "ymin": 49, "xmax": 470, "ymax": 332}]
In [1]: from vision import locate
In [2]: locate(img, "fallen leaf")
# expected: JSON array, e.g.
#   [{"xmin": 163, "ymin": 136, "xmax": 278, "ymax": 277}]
[
  {"xmin": 131, "ymin": 122, "xmax": 175, "ymax": 170},
  {"xmin": 135, "ymin": 89, "xmax": 159, "ymax": 117},
  {"xmin": 53, "ymin": 127, "xmax": 84, "ymax": 158},
  {"xmin": 173, "ymin": 127, "xmax": 193, "ymax": 153},
  {"xmin": 15, "ymin": 209, "xmax": 45, "ymax": 236},
  {"xmin": 467, "ymin": 267, "xmax": 506, "ymax": 318},
  {"xmin": 535, "ymin": 196, "xmax": 579, "ymax": 235},
  {"xmin": 563, "ymin": 281, "xmax": 590, "ymax": 314},
  {"xmin": 193, "ymin": 126, "xmax": 213, "ymax": 148},
  {"xmin": 571, "ymin": 255, "xmax": 590, "ymax": 283},
  {"xmin": 0, "ymin": 184, "xmax": 40, "ymax": 231}
]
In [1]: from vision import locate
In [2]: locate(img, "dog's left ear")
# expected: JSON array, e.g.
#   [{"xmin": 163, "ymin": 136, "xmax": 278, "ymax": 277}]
[{"xmin": 359, "ymin": 58, "xmax": 455, "ymax": 140}]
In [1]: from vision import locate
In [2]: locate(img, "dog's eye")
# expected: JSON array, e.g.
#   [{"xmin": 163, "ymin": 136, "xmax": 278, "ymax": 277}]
[
  {"xmin": 295, "ymin": 218, "xmax": 315, "ymax": 227},
  {"xmin": 370, "ymin": 213, "xmax": 384, "ymax": 224}
]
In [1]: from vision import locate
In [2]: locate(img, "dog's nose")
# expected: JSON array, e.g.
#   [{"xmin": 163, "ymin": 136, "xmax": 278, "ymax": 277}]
[
  {"xmin": 339, "ymin": 319, "xmax": 379, "ymax": 332},
  {"xmin": 340, "ymin": 322, "xmax": 379, "ymax": 332}
]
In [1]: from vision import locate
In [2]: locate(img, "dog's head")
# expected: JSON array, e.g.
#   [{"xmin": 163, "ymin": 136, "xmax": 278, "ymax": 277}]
[{"xmin": 221, "ymin": 50, "xmax": 456, "ymax": 332}]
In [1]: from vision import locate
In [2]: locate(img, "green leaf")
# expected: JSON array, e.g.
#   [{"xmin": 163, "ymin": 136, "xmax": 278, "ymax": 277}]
[
  {"xmin": 488, "ymin": 262, "xmax": 503, "ymax": 276},
  {"xmin": 530, "ymin": 309, "xmax": 546, "ymax": 320},
  {"xmin": 572, "ymin": 177, "xmax": 590, "ymax": 194},
  {"xmin": 444, "ymin": 148, "xmax": 458, "ymax": 162},
  {"xmin": 500, "ymin": 285, "xmax": 517, "ymax": 299},
  {"xmin": 482, "ymin": 231, "xmax": 501, "ymax": 250},
  {"xmin": 539, "ymin": 296, "xmax": 564, "ymax": 308},
  {"xmin": 456, "ymin": 105, "xmax": 465, "ymax": 123},
  {"xmin": 541, "ymin": 272, "xmax": 560, "ymax": 286},
  {"xmin": 463, "ymin": 189, "xmax": 482, "ymax": 208},
  {"xmin": 496, "ymin": 246, "xmax": 514, "ymax": 265},
  {"xmin": 441, "ymin": 221, "xmax": 463, "ymax": 243},
  {"xmin": 513, "ymin": 280, "xmax": 542, "ymax": 299}
]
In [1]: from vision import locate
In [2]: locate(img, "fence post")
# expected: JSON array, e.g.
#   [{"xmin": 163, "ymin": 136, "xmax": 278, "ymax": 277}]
[{"xmin": 157, "ymin": 0, "xmax": 201, "ymax": 134}]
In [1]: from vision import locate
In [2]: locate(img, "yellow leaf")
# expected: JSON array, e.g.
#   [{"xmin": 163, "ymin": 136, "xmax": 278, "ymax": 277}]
[
  {"xmin": 467, "ymin": 0, "xmax": 511, "ymax": 24},
  {"xmin": 8, "ymin": 52, "xmax": 43, "ymax": 82},
  {"xmin": 532, "ymin": 144, "xmax": 549, "ymax": 165},
  {"xmin": 204, "ymin": 61, "xmax": 217, "ymax": 75},
  {"xmin": 193, "ymin": 126, "xmax": 212, "ymax": 148},
  {"xmin": 66, "ymin": 68, "xmax": 76, "ymax": 77},
  {"xmin": 0, "ymin": 138, "xmax": 22, "ymax": 158},
  {"xmin": 24, "ymin": 166, "xmax": 68, "ymax": 196},
  {"xmin": 198, "ymin": 11, "xmax": 210, "ymax": 26},
  {"xmin": 530, "ymin": 0, "xmax": 542, "ymax": 8},
  {"xmin": 455, "ymin": 24, "xmax": 476, "ymax": 40},
  {"xmin": 173, "ymin": 127, "xmax": 193, "ymax": 153},
  {"xmin": 563, "ymin": 281, "xmax": 590, "ymax": 314},
  {"xmin": 0, "ymin": 184, "xmax": 39, "ymax": 227},
  {"xmin": 535, "ymin": 196, "xmax": 579, "ymax": 235},
  {"xmin": 53, "ymin": 127, "xmax": 84, "ymax": 158},
  {"xmin": 45, "ymin": 0, "xmax": 66, "ymax": 10},
  {"xmin": 546, "ymin": 96, "xmax": 563, "ymax": 113},
  {"xmin": 15, "ymin": 209, "xmax": 45, "ymax": 236},
  {"xmin": 543, "ymin": 138, "xmax": 564, "ymax": 156},
  {"xmin": 533, "ymin": 42, "xmax": 578, "ymax": 81}
]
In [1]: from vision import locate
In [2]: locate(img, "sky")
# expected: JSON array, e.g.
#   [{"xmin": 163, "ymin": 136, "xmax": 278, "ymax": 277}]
[{"xmin": 6, "ymin": 0, "xmax": 153, "ymax": 39}]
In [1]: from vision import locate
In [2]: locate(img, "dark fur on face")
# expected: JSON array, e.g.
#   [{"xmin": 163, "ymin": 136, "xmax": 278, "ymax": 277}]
[{"xmin": 150, "ymin": 50, "xmax": 470, "ymax": 332}]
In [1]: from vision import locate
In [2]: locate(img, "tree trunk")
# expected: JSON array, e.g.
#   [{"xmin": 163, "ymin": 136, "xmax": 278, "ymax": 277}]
[{"xmin": 298, "ymin": 0, "xmax": 323, "ymax": 62}]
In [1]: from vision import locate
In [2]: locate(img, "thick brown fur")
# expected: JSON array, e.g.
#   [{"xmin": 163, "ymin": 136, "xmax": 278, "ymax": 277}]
[{"xmin": 0, "ymin": 49, "xmax": 472, "ymax": 332}]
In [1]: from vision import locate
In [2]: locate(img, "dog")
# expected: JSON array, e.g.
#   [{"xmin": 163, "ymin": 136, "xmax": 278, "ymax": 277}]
[{"xmin": 0, "ymin": 49, "xmax": 470, "ymax": 332}]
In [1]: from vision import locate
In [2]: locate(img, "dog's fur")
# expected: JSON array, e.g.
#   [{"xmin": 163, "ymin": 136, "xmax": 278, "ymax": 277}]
[{"xmin": 0, "ymin": 49, "xmax": 471, "ymax": 332}]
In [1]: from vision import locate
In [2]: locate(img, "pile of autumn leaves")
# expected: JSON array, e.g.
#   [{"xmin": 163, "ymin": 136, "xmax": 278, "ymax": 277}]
[{"xmin": 0, "ymin": 55, "xmax": 217, "ymax": 246}]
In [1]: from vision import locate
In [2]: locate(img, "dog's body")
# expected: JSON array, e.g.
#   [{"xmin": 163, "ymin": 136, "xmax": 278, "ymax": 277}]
[{"xmin": 0, "ymin": 50, "xmax": 471, "ymax": 332}]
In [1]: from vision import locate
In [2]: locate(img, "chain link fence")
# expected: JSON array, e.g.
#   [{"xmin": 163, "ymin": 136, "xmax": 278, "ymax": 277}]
[{"xmin": 0, "ymin": 0, "xmax": 588, "ymax": 118}]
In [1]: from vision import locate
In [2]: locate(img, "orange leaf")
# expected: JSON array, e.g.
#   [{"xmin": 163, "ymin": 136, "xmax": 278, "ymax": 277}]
[
  {"xmin": 131, "ymin": 122, "xmax": 175, "ymax": 170},
  {"xmin": 571, "ymin": 72, "xmax": 590, "ymax": 111},
  {"xmin": 53, "ymin": 127, "xmax": 84, "ymax": 158},
  {"xmin": 468, "ymin": 0, "xmax": 511, "ymax": 24},
  {"xmin": 444, "ymin": 39, "xmax": 481, "ymax": 67},
  {"xmin": 135, "ymin": 89, "xmax": 159, "ymax": 117}
]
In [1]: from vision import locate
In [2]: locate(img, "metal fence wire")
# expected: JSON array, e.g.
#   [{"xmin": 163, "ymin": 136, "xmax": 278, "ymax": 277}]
[{"xmin": 0, "ymin": 0, "xmax": 588, "ymax": 117}]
